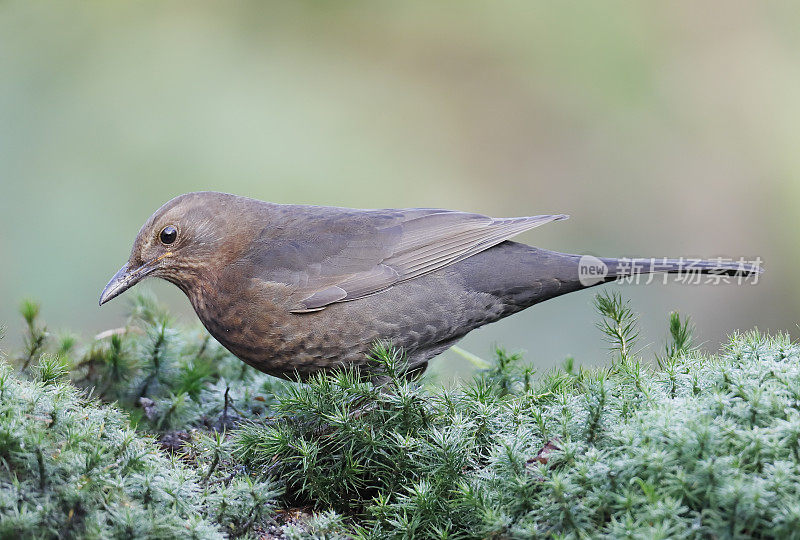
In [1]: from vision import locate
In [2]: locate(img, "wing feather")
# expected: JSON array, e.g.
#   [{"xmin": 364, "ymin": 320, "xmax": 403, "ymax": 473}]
[{"xmin": 288, "ymin": 210, "xmax": 568, "ymax": 312}]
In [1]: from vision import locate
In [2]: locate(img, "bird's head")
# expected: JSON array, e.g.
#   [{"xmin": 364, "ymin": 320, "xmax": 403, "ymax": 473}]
[{"xmin": 99, "ymin": 191, "xmax": 251, "ymax": 306}]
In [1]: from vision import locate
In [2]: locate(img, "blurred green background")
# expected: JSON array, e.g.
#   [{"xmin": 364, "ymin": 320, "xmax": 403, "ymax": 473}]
[{"xmin": 1, "ymin": 1, "xmax": 794, "ymax": 382}]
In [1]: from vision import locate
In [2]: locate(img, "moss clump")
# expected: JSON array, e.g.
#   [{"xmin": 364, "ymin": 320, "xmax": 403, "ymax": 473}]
[
  {"xmin": 4, "ymin": 291, "xmax": 800, "ymax": 538},
  {"xmin": 15, "ymin": 293, "xmax": 283, "ymax": 434},
  {"xmin": 0, "ymin": 355, "xmax": 279, "ymax": 539},
  {"xmin": 234, "ymin": 298, "xmax": 800, "ymax": 539}
]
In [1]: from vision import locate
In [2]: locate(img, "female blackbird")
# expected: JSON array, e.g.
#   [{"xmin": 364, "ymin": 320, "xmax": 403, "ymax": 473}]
[{"xmin": 100, "ymin": 191, "xmax": 761, "ymax": 379}]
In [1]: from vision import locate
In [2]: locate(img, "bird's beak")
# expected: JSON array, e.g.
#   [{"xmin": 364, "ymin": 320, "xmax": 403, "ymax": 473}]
[{"xmin": 99, "ymin": 261, "xmax": 154, "ymax": 306}]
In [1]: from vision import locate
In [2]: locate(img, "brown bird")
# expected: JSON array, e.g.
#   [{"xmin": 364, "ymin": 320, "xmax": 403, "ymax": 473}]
[{"xmin": 99, "ymin": 192, "xmax": 761, "ymax": 379}]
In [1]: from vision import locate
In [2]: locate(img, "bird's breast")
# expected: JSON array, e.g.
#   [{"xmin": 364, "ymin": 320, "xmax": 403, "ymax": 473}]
[{"xmin": 186, "ymin": 279, "xmax": 370, "ymax": 378}]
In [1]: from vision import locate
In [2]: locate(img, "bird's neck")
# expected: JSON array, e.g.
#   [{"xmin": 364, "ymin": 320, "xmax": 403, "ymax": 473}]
[{"xmin": 166, "ymin": 265, "xmax": 219, "ymax": 313}]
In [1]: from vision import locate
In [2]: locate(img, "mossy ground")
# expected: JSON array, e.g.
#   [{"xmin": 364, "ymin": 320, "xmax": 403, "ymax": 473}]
[{"xmin": 2, "ymin": 292, "xmax": 798, "ymax": 539}]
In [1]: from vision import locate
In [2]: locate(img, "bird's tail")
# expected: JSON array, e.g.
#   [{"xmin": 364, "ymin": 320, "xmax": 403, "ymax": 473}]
[{"xmin": 452, "ymin": 244, "xmax": 763, "ymax": 312}]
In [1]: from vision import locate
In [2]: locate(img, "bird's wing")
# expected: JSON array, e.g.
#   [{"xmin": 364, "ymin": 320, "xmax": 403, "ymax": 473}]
[{"xmin": 284, "ymin": 209, "xmax": 568, "ymax": 312}]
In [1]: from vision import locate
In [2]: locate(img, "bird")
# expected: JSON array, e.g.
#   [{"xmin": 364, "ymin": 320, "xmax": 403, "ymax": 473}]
[{"xmin": 99, "ymin": 191, "xmax": 762, "ymax": 380}]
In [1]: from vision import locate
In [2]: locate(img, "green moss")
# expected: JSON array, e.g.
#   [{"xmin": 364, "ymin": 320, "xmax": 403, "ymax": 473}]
[
  {"xmin": 0, "ymin": 359, "xmax": 276, "ymax": 538},
  {"xmin": 4, "ymin": 292, "xmax": 800, "ymax": 538},
  {"xmin": 0, "ymin": 296, "xmax": 281, "ymax": 538},
  {"xmin": 234, "ymin": 300, "xmax": 800, "ymax": 539},
  {"xmin": 15, "ymin": 292, "xmax": 286, "ymax": 434}
]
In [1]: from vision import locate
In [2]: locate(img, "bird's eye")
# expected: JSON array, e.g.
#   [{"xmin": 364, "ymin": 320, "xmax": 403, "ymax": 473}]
[{"xmin": 159, "ymin": 225, "xmax": 178, "ymax": 245}]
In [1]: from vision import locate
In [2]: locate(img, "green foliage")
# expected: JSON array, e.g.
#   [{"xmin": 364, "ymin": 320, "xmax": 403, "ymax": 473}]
[
  {"xmin": 33, "ymin": 353, "xmax": 70, "ymax": 386},
  {"xmin": 18, "ymin": 299, "xmax": 47, "ymax": 372},
  {"xmin": 656, "ymin": 311, "xmax": 695, "ymax": 368},
  {"xmin": 22, "ymin": 291, "xmax": 286, "ymax": 433},
  {"xmin": 593, "ymin": 291, "xmax": 639, "ymax": 361},
  {"xmin": 2, "ymin": 293, "xmax": 283, "ymax": 538},
  {"xmin": 0, "ymin": 354, "xmax": 280, "ymax": 539},
  {"xmin": 4, "ymin": 290, "xmax": 800, "ymax": 538},
  {"xmin": 233, "ymin": 293, "xmax": 800, "ymax": 539}
]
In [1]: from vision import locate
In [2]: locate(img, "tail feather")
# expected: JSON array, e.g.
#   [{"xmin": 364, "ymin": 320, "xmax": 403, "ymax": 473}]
[{"xmin": 452, "ymin": 245, "xmax": 763, "ymax": 312}]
